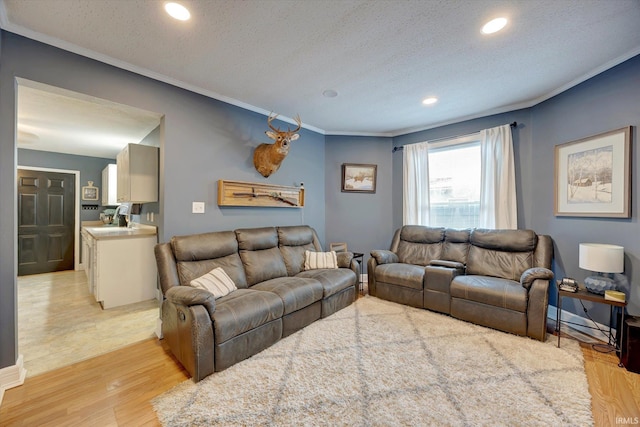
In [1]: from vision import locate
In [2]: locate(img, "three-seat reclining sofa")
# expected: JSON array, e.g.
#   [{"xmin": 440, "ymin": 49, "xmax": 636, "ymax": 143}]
[
  {"xmin": 155, "ymin": 225, "xmax": 358, "ymax": 382},
  {"xmin": 368, "ymin": 226, "xmax": 554, "ymax": 341}
]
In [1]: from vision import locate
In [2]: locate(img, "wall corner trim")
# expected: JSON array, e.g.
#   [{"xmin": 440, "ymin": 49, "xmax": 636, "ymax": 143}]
[{"xmin": 0, "ymin": 354, "xmax": 27, "ymax": 406}]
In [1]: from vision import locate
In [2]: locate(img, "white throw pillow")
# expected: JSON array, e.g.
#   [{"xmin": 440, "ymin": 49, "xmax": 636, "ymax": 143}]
[
  {"xmin": 304, "ymin": 250, "xmax": 338, "ymax": 270},
  {"xmin": 190, "ymin": 267, "xmax": 237, "ymax": 299}
]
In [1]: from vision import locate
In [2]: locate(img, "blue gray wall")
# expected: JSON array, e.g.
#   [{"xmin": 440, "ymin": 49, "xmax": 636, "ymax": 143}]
[
  {"xmin": 529, "ymin": 55, "xmax": 640, "ymax": 322},
  {"xmin": 0, "ymin": 31, "xmax": 325, "ymax": 369},
  {"xmin": 325, "ymin": 135, "xmax": 393, "ymax": 267}
]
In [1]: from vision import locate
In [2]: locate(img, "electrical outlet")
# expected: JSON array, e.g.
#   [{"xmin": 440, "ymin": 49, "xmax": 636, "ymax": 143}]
[{"xmin": 192, "ymin": 202, "xmax": 205, "ymax": 214}]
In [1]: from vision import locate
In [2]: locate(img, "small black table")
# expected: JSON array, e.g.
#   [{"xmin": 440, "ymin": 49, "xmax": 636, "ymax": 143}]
[
  {"xmin": 556, "ymin": 284, "xmax": 627, "ymax": 365},
  {"xmin": 352, "ymin": 252, "xmax": 364, "ymax": 294}
]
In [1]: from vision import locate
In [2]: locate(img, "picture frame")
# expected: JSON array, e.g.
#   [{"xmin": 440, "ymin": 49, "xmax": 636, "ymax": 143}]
[
  {"xmin": 82, "ymin": 181, "xmax": 99, "ymax": 201},
  {"xmin": 341, "ymin": 163, "xmax": 377, "ymax": 193},
  {"xmin": 554, "ymin": 126, "xmax": 631, "ymax": 218}
]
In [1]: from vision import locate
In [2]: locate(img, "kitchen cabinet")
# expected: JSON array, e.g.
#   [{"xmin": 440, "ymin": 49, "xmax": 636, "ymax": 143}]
[
  {"xmin": 83, "ymin": 224, "xmax": 158, "ymax": 309},
  {"xmin": 101, "ymin": 163, "xmax": 119, "ymax": 206},
  {"xmin": 81, "ymin": 228, "xmax": 94, "ymax": 294},
  {"xmin": 116, "ymin": 144, "xmax": 158, "ymax": 203}
]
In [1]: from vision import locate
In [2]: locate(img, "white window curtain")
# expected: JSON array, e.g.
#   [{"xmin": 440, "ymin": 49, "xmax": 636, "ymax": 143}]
[
  {"xmin": 403, "ymin": 141, "xmax": 430, "ymax": 225},
  {"xmin": 478, "ymin": 124, "xmax": 517, "ymax": 229}
]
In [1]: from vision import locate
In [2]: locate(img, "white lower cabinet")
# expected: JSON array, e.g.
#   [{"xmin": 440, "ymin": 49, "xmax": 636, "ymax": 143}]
[
  {"xmin": 81, "ymin": 230, "xmax": 94, "ymax": 294},
  {"xmin": 85, "ymin": 231, "xmax": 157, "ymax": 309}
]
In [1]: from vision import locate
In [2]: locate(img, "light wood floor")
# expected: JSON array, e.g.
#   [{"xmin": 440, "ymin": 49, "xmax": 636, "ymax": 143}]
[
  {"xmin": 1, "ymin": 302, "xmax": 639, "ymax": 425},
  {"xmin": 0, "ymin": 338, "xmax": 188, "ymax": 426},
  {"xmin": 17, "ymin": 270, "xmax": 159, "ymax": 377}
]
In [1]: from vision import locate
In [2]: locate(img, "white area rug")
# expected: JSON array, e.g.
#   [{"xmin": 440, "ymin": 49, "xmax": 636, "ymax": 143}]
[{"xmin": 153, "ymin": 296, "xmax": 593, "ymax": 426}]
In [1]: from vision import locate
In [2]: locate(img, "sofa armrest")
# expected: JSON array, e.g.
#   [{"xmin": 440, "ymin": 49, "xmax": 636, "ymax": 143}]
[
  {"xmin": 165, "ymin": 285, "xmax": 216, "ymax": 319},
  {"xmin": 161, "ymin": 298, "xmax": 214, "ymax": 382},
  {"xmin": 370, "ymin": 250, "xmax": 399, "ymax": 265},
  {"xmin": 336, "ymin": 251, "xmax": 354, "ymax": 269},
  {"xmin": 520, "ymin": 267, "xmax": 554, "ymax": 290},
  {"xmin": 527, "ymin": 278, "xmax": 550, "ymax": 341},
  {"xmin": 430, "ymin": 259, "xmax": 465, "ymax": 270}
]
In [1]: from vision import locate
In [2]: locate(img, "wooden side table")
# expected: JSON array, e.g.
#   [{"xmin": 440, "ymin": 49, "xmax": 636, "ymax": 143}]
[{"xmin": 556, "ymin": 285, "xmax": 627, "ymax": 366}]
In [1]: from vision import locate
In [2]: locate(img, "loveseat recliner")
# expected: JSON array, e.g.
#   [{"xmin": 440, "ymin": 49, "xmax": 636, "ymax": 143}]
[
  {"xmin": 368, "ymin": 226, "xmax": 554, "ymax": 341},
  {"xmin": 155, "ymin": 225, "xmax": 358, "ymax": 382}
]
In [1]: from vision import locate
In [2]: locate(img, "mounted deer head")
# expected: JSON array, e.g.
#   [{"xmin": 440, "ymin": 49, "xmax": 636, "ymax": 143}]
[{"xmin": 253, "ymin": 113, "xmax": 302, "ymax": 177}]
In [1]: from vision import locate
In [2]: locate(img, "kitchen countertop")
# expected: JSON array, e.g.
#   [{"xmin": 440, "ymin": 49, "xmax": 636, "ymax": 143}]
[{"xmin": 82, "ymin": 223, "xmax": 157, "ymax": 240}]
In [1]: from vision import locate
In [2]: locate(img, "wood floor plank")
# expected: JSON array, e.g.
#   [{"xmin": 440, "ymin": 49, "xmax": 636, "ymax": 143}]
[{"xmin": 0, "ymin": 338, "xmax": 188, "ymax": 426}]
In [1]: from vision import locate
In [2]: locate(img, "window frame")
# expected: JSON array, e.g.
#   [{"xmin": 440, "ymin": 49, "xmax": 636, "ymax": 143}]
[{"xmin": 424, "ymin": 132, "xmax": 482, "ymax": 229}]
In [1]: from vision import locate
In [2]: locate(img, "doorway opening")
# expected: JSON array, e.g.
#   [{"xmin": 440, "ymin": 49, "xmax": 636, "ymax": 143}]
[{"xmin": 15, "ymin": 78, "xmax": 164, "ymax": 377}]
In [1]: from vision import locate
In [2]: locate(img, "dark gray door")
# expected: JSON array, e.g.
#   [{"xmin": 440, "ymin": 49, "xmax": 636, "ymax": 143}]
[{"xmin": 17, "ymin": 169, "xmax": 75, "ymax": 276}]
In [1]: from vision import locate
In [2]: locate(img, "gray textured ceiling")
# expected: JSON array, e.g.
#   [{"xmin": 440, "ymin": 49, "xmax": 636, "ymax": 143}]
[{"xmin": 2, "ymin": 0, "xmax": 640, "ymax": 143}]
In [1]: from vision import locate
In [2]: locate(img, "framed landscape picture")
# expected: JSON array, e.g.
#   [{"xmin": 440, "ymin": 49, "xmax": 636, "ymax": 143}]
[
  {"xmin": 341, "ymin": 163, "xmax": 377, "ymax": 193},
  {"xmin": 554, "ymin": 126, "xmax": 631, "ymax": 218}
]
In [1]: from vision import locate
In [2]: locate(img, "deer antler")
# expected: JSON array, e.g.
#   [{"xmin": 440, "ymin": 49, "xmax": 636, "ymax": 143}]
[
  {"xmin": 267, "ymin": 112, "xmax": 281, "ymax": 132},
  {"xmin": 268, "ymin": 113, "xmax": 301, "ymax": 133},
  {"xmin": 288, "ymin": 115, "xmax": 302, "ymax": 133}
]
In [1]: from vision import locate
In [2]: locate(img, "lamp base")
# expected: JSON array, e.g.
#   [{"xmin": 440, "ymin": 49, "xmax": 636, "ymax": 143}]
[{"xmin": 584, "ymin": 275, "xmax": 617, "ymax": 295}]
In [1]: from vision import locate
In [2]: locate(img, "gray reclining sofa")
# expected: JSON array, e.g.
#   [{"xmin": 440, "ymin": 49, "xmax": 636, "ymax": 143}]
[
  {"xmin": 155, "ymin": 225, "xmax": 358, "ymax": 382},
  {"xmin": 368, "ymin": 226, "xmax": 554, "ymax": 341}
]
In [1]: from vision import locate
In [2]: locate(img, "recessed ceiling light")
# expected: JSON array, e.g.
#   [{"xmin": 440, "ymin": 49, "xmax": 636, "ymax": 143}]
[
  {"xmin": 422, "ymin": 97, "xmax": 438, "ymax": 105},
  {"xmin": 482, "ymin": 17, "xmax": 507, "ymax": 34},
  {"xmin": 323, "ymin": 89, "xmax": 338, "ymax": 98},
  {"xmin": 165, "ymin": 2, "xmax": 191, "ymax": 21}
]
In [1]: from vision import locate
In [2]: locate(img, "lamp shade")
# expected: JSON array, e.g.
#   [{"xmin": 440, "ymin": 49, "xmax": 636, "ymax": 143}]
[{"xmin": 579, "ymin": 243, "xmax": 624, "ymax": 273}]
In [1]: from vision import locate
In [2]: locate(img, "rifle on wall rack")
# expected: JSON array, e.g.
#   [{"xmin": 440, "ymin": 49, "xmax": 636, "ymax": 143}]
[{"xmin": 217, "ymin": 180, "xmax": 304, "ymax": 208}]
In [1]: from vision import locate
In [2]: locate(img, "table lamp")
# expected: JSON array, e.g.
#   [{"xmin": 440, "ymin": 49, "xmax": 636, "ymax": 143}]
[{"xmin": 579, "ymin": 243, "xmax": 624, "ymax": 294}]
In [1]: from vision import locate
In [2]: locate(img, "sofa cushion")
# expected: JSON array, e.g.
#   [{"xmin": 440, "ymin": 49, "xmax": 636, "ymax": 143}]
[
  {"xmin": 277, "ymin": 226, "xmax": 319, "ymax": 276},
  {"xmin": 470, "ymin": 229, "xmax": 537, "ymax": 252},
  {"xmin": 176, "ymin": 255, "xmax": 248, "ymax": 289},
  {"xmin": 397, "ymin": 226, "xmax": 445, "ymax": 266},
  {"xmin": 172, "ymin": 231, "xmax": 248, "ymax": 288},
  {"xmin": 305, "ymin": 250, "xmax": 338, "ymax": 270},
  {"xmin": 236, "ymin": 227, "xmax": 279, "ymax": 250},
  {"xmin": 442, "ymin": 228, "xmax": 470, "ymax": 265},
  {"xmin": 252, "ymin": 277, "xmax": 323, "ymax": 315},
  {"xmin": 212, "ymin": 289, "xmax": 284, "ymax": 344},
  {"xmin": 296, "ymin": 268, "xmax": 357, "ymax": 298},
  {"xmin": 241, "ymin": 247, "xmax": 288, "ymax": 286},
  {"xmin": 375, "ymin": 263, "xmax": 424, "ymax": 290},
  {"xmin": 466, "ymin": 228, "xmax": 538, "ymax": 281},
  {"xmin": 190, "ymin": 267, "xmax": 237, "ymax": 299},
  {"xmin": 450, "ymin": 275, "xmax": 528, "ymax": 312},
  {"xmin": 172, "ymin": 231, "xmax": 238, "ymax": 261},
  {"xmin": 237, "ymin": 227, "xmax": 288, "ymax": 286}
]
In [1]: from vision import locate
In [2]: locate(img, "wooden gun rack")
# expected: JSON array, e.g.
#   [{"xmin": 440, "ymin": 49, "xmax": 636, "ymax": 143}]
[{"xmin": 217, "ymin": 180, "xmax": 304, "ymax": 208}]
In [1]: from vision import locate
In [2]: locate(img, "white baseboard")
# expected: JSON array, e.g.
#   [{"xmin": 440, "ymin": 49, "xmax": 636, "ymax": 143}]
[
  {"xmin": 548, "ymin": 304, "xmax": 612, "ymax": 342},
  {"xmin": 0, "ymin": 354, "xmax": 27, "ymax": 406},
  {"xmin": 360, "ymin": 273, "xmax": 368, "ymax": 283},
  {"xmin": 155, "ymin": 318, "xmax": 163, "ymax": 339}
]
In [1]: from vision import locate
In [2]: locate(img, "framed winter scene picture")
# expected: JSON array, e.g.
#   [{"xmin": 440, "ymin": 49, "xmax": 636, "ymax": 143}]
[
  {"xmin": 554, "ymin": 127, "xmax": 631, "ymax": 218},
  {"xmin": 341, "ymin": 163, "xmax": 377, "ymax": 193}
]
